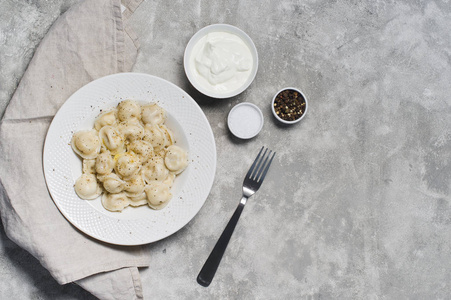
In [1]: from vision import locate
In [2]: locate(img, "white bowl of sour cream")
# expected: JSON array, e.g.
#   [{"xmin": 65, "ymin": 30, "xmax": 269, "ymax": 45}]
[{"xmin": 184, "ymin": 24, "xmax": 258, "ymax": 99}]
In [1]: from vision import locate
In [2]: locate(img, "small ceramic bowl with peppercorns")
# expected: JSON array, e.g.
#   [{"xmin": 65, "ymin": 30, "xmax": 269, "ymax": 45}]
[{"xmin": 271, "ymin": 87, "xmax": 308, "ymax": 125}]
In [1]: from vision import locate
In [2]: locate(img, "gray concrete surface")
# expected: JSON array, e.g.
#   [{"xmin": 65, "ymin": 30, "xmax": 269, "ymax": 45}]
[{"xmin": 1, "ymin": 0, "xmax": 450, "ymax": 299}]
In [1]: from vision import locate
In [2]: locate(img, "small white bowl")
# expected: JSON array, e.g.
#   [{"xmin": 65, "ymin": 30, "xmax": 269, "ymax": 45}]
[
  {"xmin": 271, "ymin": 87, "xmax": 308, "ymax": 125},
  {"xmin": 227, "ymin": 102, "xmax": 264, "ymax": 139},
  {"xmin": 184, "ymin": 24, "xmax": 258, "ymax": 99}
]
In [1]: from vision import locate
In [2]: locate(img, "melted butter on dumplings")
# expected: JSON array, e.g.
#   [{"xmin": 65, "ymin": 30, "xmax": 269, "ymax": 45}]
[{"xmin": 71, "ymin": 100, "xmax": 188, "ymax": 212}]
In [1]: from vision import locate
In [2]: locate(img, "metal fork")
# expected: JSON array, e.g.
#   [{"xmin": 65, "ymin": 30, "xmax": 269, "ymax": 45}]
[{"xmin": 197, "ymin": 147, "xmax": 276, "ymax": 287}]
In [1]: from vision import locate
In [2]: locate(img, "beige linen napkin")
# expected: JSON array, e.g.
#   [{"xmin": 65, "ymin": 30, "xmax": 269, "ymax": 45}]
[{"xmin": 0, "ymin": 0, "xmax": 149, "ymax": 299}]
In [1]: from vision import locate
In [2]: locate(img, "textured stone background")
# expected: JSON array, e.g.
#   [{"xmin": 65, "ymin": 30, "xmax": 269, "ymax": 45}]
[{"xmin": 1, "ymin": 0, "xmax": 450, "ymax": 299}]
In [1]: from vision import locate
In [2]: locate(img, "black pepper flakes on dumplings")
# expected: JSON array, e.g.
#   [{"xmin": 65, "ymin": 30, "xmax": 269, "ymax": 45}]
[{"xmin": 71, "ymin": 100, "xmax": 188, "ymax": 212}]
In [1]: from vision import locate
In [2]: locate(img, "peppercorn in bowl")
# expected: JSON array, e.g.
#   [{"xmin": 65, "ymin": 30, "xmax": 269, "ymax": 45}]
[{"xmin": 271, "ymin": 87, "xmax": 308, "ymax": 124}]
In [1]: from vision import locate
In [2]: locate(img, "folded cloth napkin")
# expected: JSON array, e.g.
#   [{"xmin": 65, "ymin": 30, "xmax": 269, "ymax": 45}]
[{"xmin": 0, "ymin": 0, "xmax": 149, "ymax": 299}]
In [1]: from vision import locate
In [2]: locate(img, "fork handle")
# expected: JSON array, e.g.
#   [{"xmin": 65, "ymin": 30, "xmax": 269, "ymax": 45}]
[{"xmin": 197, "ymin": 197, "xmax": 247, "ymax": 287}]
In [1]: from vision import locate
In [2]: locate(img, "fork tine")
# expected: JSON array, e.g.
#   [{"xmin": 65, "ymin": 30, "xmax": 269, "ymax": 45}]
[
  {"xmin": 253, "ymin": 149, "xmax": 270, "ymax": 181},
  {"xmin": 245, "ymin": 146, "xmax": 264, "ymax": 179},
  {"xmin": 250, "ymin": 148, "xmax": 268, "ymax": 179},
  {"xmin": 253, "ymin": 149, "xmax": 272, "ymax": 181},
  {"xmin": 257, "ymin": 151, "xmax": 276, "ymax": 183}
]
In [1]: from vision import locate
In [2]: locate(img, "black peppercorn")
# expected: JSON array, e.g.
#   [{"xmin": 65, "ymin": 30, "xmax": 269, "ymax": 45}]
[{"xmin": 273, "ymin": 89, "xmax": 306, "ymax": 122}]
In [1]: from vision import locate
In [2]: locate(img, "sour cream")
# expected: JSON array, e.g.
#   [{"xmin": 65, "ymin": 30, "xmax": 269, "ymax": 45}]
[{"xmin": 189, "ymin": 31, "xmax": 254, "ymax": 95}]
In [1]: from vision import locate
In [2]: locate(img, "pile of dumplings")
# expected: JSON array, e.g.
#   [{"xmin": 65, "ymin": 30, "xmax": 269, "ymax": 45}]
[{"xmin": 71, "ymin": 100, "xmax": 188, "ymax": 212}]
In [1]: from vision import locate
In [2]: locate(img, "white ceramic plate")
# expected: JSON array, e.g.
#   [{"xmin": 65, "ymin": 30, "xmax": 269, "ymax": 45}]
[{"xmin": 43, "ymin": 73, "xmax": 216, "ymax": 246}]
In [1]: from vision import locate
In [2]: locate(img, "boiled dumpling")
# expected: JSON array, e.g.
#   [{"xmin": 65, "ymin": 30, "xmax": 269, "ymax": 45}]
[
  {"xmin": 145, "ymin": 181, "xmax": 172, "ymax": 210},
  {"xmin": 117, "ymin": 100, "xmax": 141, "ymax": 122},
  {"xmin": 71, "ymin": 130, "xmax": 101, "ymax": 159},
  {"xmin": 128, "ymin": 192, "xmax": 148, "ymax": 207},
  {"xmin": 100, "ymin": 173, "xmax": 126, "ymax": 194},
  {"xmin": 95, "ymin": 150, "xmax": 115, "ymax": 175},
  {"xmin": 159, "ymin": 124, "xmax": 174, "ymax": 148},
  {"xmin": 124, "ymin": 174, "xmax": 145, "ymax": 197},
  {"xmin": 99, "ymin": 125, "xmax": 125, "ymax": 155},
  {"xmin": 141, "ymin": 103, "xmax": 166, "ymax": 125},
  {"xmin": 82, "ymin": 159, "xmax": 96, "ymax": 174},
  {"xmin": 74, "ymin": 174, "xmax": 102, "ymax": 200},
  {"xmin": 102, "ymin": 192, "xmax": 130, "ymax": 212},
  {"xmin": 94, "ymin": 109, "xmax": 117, "ymax": 131},
  {"xmin": 117, "ymin": 120, "xmax": 144, "ymax": 142},
  {"xmin": 114, "ymin": 151, "xmax": 141, "ymax": 178},
  {"xmin": 71, "ymin": 99, "xmax": 188, "ymax": 212},
  {"xmin": 164, "ymin": 145, "xmax": 188, "ymax": 174},
  {"xmin": 128, "ymin": 140, "xmax": 154, "ymax": 164},
  {"xmin": 141, "ymin": 156, "xmax": 169, "ymax": 183},
  {"xmin": 143, "ymin": 124, "xmax": 167, "ymax": 152},
  {"xmin": 162, "ymin": 172, "xmax": 176, "ymax": 188}
]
